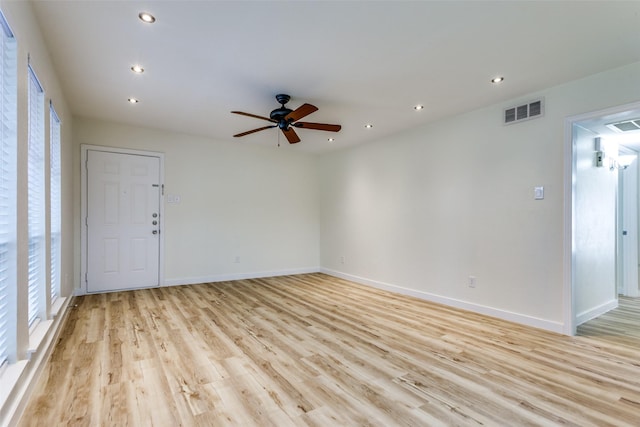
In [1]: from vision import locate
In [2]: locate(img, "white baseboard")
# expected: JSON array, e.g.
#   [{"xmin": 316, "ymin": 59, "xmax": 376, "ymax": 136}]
[
  {"xmin": 72, "ymin": 267, "xmax": 321, "ymax": 295},
  {"xmin": 575, "ymin": 298, "xmax": 618, "ymax": 326},
  {"xmin": 71, "ymin": 266, "xmax": 567, "ymax": 334},
  {"xmin": 163, "ymin": 266, "xmax": 321, "ymax": 287},
  {"xmin": 321, "ymin": 268, "xmax": 565, "ymax": 334}
]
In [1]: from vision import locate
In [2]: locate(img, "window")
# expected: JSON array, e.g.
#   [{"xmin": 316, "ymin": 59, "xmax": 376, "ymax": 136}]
[
  {"xmin": 49, "ymin": 104, "xmax": 60, "ymax": 303},
  {"xmin": 27, "ymin": 65, "xmax": 44, "ymax": 328},
  {"xmin": 0, "ymin": 11, "xmax": 16, "ymax": 370}
]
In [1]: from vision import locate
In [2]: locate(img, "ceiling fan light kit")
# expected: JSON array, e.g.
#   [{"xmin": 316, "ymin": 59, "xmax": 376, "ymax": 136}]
[{"xmin": 232, "ymin": 94, "xmax": 341, "ymax": 144}]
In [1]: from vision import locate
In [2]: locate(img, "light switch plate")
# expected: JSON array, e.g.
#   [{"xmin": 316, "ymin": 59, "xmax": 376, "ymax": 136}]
[{"xmin": 534, "ymin": 186, "xmax": 544, "ymax": 200}]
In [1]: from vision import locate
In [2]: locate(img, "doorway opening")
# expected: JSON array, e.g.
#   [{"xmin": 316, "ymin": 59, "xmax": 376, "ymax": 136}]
[{"xmin": 567, "ymin": 102, "xmax": 640, "ymax": 335}]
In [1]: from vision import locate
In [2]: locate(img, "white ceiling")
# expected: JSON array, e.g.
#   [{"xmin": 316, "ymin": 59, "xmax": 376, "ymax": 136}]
[{"xmin": 30, "ymin": 1, "xmax": 640, "ymax": 153}]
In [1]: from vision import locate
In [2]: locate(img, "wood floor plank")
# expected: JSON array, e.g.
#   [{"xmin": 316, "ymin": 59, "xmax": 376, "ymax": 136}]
[{"xmin": 18, "ymin": 273, "xmax": 640, "ymax": 426}]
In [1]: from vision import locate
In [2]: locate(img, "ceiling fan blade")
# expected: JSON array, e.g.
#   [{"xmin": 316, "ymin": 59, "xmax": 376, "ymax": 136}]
[
  {"xmin": 282, "ymin": 127, "xmax": 301, "ymax": 144},
  {"xmin": 285, "ymin": 103, "xmax": 318, "ymax": 122},
  {"xmin": 234, "ymin": 125, "xmax": 276, "ymax": 137},
  {"xmin": 293, "ymin": 122, "xmax": 342, "ymax": 132},
  {"xmin": 231, "ymin": 111, "xmax": 276, "ymax": 123}
]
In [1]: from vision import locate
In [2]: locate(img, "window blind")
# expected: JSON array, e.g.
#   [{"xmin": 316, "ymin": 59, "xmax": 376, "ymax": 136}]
[
  {"xmin": 0, "ymin": 10, "xmax": 16, "ymax": 369},
  {"xmin": 49, "ymin": 103, "xmax": 60, "ymax": 303},
  {"xmin": 27, "ymin": 65, "xmax": 44, "ymax": 328}
]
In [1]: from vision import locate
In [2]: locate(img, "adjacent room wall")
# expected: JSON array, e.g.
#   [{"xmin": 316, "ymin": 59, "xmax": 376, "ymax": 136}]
[
  {"xmin": 73, "ymin": 118, "xmax": 320, "ymax": 290},
  {"xmin": 573, "ymin": 125, "xmax": 617, "ymax": 324},
  {"xmin": 319, "ymin": 61, "xmax": 640, "ymax": 333}
]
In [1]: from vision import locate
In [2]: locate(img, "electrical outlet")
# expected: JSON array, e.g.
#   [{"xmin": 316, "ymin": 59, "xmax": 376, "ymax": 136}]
[
  {"xmin": 468, "ymin": 276, "xmax": 477, "ymax": 288},
  {"xmin": 340, "ymin": 256, "xmax": 345, "ymax": 264}
]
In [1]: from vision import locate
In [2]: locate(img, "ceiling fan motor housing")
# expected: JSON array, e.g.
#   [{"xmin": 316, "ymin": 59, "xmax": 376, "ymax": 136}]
[
  {"xmin": 271, "ymin": 94, "xmax": 293, "ymax": 128},
  {"xmin": 270, "ymin": 107, "xmax": 293, "ymax": 122}
]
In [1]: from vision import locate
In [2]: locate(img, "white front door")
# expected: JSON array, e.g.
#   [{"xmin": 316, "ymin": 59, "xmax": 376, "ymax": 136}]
[{"xmin": 86, "ymin": 149, "xmax": 161, "ymax": 293}]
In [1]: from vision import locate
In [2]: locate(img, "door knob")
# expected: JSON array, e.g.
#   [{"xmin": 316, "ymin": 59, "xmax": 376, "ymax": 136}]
[
  {"xmin": 152, "ymin": 213, "xmax": 158, "ymax": 218},
  {"xmin": 152, "ymin": 230, "xmax": 158, "ymax": 235},
  {"xmin": 152, "ymin": 220, "xmax": 157, "ymax": 225}
]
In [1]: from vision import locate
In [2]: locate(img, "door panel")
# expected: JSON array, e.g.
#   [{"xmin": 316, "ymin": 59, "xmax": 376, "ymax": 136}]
[
  {"xmin": 620, "ymin": 147, "xmax": 640, "ymax": 297},
  {"xmin": 87, "ymin": 150, "xmax": 161, "ymax": 292}
]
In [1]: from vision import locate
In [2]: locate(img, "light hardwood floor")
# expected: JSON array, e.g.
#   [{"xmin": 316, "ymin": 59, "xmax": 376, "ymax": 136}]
[
  {"xmin": 578, "ymin": 296, "xmax": 640, "ymax": 340},
  {"xmin": 19, "ymin": 274, "xmax": 640, "ymax": 426}
]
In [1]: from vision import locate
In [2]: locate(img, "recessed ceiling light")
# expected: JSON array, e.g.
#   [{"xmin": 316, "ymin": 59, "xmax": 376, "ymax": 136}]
[
  {"xmin": 128, "ymin": 98, "xmax": 139, "ymax": 104},
  {"xmin": 328, "ymin": 137, "xmax": 335, "ymax": 142},
  {"xmin": 491, "ymin": 76, "xmax": 504, "ymax": 84},
  {"xmin": 414, "ymin": 105, "xmax": 424, "ymax": 111},
  {"xmin": 138, "ymin": 12, "xmax": 156, "ymax": 23},
  {"xmin": 131, "ymin": 64, "xmax": 144, "ymax": 74},
  {"xmin": 364, "ymin": 124, "xmax": 373, "ymax": 129}
]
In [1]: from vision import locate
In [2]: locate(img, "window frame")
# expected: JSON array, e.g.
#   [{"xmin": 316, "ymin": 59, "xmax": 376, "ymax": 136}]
[
  {"xmin": 0, "ymin": 9, "xmax": 17, "ymax": 372},
  {"xmin": 26, "ymin": 64, "xmax": 45, "ymax": 329},
  {"xmin": 49, "ymin": 103, "xmax": 60, "ymax": 304}
]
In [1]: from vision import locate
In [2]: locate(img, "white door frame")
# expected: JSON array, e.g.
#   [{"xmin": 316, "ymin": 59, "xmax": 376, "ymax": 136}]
[
  {"xmin": 564, "ymin": 100, "xmax": 640, "ymax": 335},
  {"xmin": 80, "ymin": 144, "xmax": 165, "ymax": 294}
]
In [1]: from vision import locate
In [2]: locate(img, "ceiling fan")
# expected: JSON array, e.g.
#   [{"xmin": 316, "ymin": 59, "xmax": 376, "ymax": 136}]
[{"xmin": 232, "ymin": 94, "xmax": 341, "ymax": 144}]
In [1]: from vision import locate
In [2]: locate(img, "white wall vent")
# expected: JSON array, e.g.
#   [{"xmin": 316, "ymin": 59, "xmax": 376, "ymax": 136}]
[
  {"xmin": 503, "ymin": 99, "xmax": 544, "ymax": 125},
  {"xmin": 605, "ymin": 119, "xmax": 640, "ymax": 133}
]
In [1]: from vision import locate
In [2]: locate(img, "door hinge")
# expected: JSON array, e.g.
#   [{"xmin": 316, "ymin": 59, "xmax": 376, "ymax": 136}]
[
  {"xmin": 162, "ymin": 184, "xmax": 165, "ymax": 196},
  {"xmin": 85, "ymin": 217, "xmax": 88, "ymax": 226},
  {"xmin": 84, "ymin": 272, "xmax": 88, "ymax": 283}
]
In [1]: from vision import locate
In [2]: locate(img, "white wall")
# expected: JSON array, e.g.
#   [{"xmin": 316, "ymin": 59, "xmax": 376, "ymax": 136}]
[
  {"xmin": 573, "ymin": 125, "xmax": 617, "ymax": 324},
  {"xmin": 319, "ymin": 61, "xmax": 640, "ymax": 333},
  {"xmin": 73, "ymin": 118, "xmax": 320, "ymax": 289}
]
